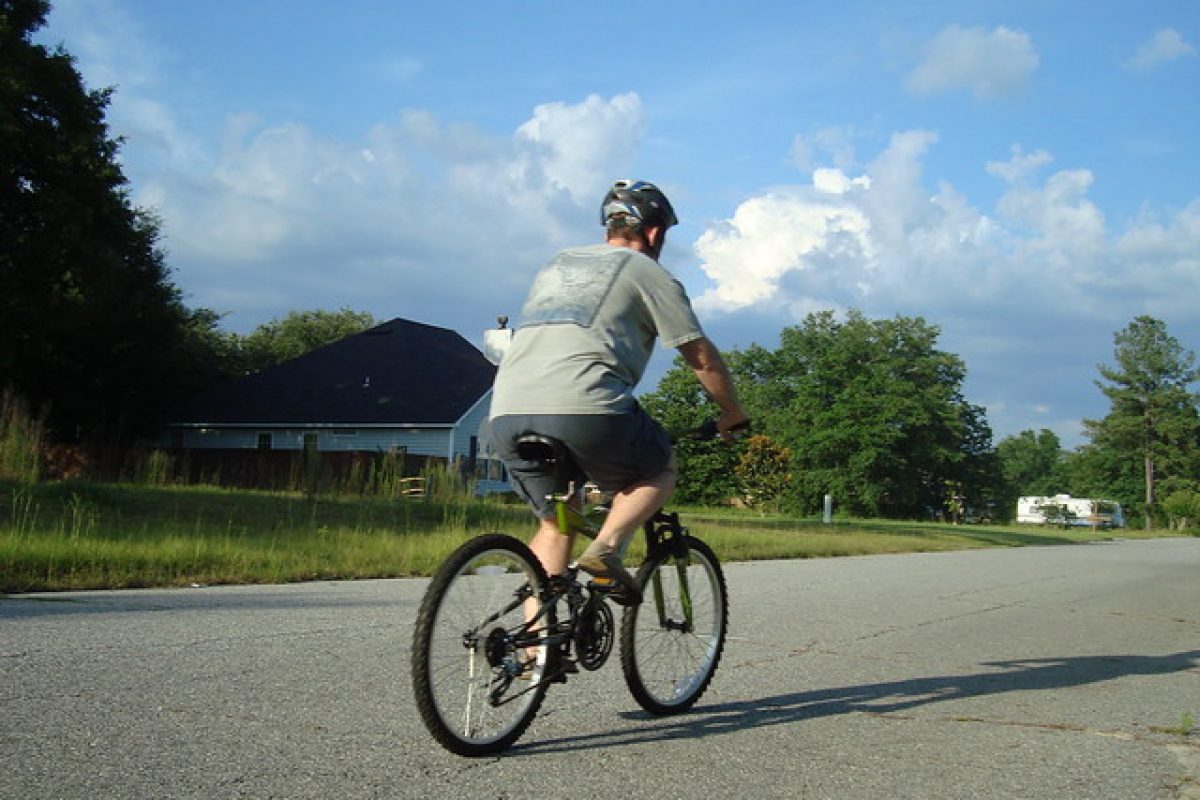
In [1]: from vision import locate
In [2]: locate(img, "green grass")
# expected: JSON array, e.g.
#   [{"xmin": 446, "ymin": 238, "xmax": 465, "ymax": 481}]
[
  {"xmin": 0, "ymin": 479, "xmax": 1183, "ymax": 594},
  {"xmin": 0, "ymin": 479, "xmax": 530, "ymax": 592}
]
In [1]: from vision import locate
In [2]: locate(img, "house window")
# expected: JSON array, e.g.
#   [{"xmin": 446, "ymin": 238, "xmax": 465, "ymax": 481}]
[
  {"xmin": 257, "ymin": 433, "xmax": 273, "ymax": 451},
  {"xmin": 475, "ymin": 458, "xmax": 506, "ymax": 481}
]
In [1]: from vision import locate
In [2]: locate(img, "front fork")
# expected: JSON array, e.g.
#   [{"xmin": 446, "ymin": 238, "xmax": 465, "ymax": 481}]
[{"xmin": 646, "ymin": 512, "xmax": 694, "ymax": 634}]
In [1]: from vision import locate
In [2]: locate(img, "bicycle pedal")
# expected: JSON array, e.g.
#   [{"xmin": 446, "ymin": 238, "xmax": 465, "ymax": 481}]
[
  {"xmin": 544, "ymin": 657, "xmax": 577, "ymax": 684},
  {"xmin": 587, "ymin": 579, "xmax": 640, "ymax": 607}
]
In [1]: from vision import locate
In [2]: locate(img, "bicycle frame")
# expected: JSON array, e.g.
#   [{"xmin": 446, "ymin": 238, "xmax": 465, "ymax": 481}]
[
  {"xmin": 548, "ymin": 486, "xmax": 696, "ymax": 634},
  {"xmin": 413, "ymin": 423, "xmax": 736, "ymax": 754}
]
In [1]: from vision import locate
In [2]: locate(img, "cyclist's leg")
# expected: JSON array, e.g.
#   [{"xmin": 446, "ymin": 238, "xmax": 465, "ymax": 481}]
[
  {"xmin": 528, "ymin": 514, "xmax": 574, "ymax": 575},
  {"xmin": 562, "ymin": 405, "xmax": 676, "ymax": 552},
  {"xmin": 490, "ymin": 414, "xmax": 583, "ymax": 576},
  {"xmin": 591, "ymin": 459, "xmax": 676, "ymax": 551}
]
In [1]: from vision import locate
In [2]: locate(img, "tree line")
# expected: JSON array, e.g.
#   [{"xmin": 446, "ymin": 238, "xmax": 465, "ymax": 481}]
[
  {"xmin": 3, "ymin": 0, "xmax": 1197, "ymax": 527},
  {"xmin": 641, "ymin": 313, "xmax": 1199, "ymax": 529}
]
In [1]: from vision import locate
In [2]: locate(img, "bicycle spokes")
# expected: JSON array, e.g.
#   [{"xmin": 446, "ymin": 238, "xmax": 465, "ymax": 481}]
[{"xmin": 621, "ymin": 536, "xmax": 728, "ymax": 715}]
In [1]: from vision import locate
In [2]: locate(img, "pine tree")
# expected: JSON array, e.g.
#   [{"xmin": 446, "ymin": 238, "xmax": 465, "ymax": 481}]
[{"xmin": 1084, "ymin": 317, "xmax": 1200, "ymax": 529}]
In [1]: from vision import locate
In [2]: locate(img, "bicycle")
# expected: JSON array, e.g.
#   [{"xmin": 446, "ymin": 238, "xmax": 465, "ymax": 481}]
[{"xmin": 410, "ymin": 423, "xmax": 735, "ymax": 756}]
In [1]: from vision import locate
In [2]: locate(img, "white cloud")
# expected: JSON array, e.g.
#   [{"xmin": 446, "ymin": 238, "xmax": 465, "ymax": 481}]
[
  {"xmin": 134, "ymin": 93, "xmax": 644, "ymax": 328},
  {"xmin": 791, "ymin": 126, "xmax": 861, "ymax": 173},
  {"xmin": 1125, "ymin": 28, "xmax": 1197, "ymax": 70},
  {"xmin": 693, "ymin": 133, "xmax": 1198, "ymax": 327},
  {"xmin": 813, "ymin": 168, "xmax": 871, "ymax": 195},
  {"xmin": 693, "ymin": 135, "xmax": 1199, "ymax": 448},
  {"xmin": 693, "ymin": 191, "xmax": 874, "ymax": 311},
  {"xmin": 41, "ymin": 0, "xmax": 206, "ymax": 170},
  {"xmin": 514, "ymin": 93, "xmax": 644, "ymax": 204},
  {"xmin": 985, "ymin": 144, "xmax": 1053, "ymax": 183},
  {"xmin": 906, "ymin": 25, "xmax": 1039, "ymax": 99}
]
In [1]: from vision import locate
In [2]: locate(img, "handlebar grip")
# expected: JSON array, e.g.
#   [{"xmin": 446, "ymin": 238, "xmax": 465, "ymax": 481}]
[{"xmin": 687, "ymin": 418, "xmax": 751, "ymax": 442}]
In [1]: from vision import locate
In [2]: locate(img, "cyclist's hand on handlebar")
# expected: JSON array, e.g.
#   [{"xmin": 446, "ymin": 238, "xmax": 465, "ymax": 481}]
[
  {"xmin": 691, "ymin": 417, "xmax": 751, "ymax": 442},
  {"xmin": 717, "ymin": 412, "xmax": 752, "ymax": 442}
]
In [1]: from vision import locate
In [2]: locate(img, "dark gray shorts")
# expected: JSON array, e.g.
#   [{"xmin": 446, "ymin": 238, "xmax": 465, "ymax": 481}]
[{"xmin": 490, "ymin": 407, "xmax": 673, "ymax": 519}]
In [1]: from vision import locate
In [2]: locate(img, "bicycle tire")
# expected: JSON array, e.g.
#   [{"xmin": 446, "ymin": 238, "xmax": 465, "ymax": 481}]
[
  {"xmin": 411, "ymin": 533, "xmax": 550, "ymax": 756},
  {"xmin": 619, "ymin": 535, "xmax": 728, "ymax": 714}
]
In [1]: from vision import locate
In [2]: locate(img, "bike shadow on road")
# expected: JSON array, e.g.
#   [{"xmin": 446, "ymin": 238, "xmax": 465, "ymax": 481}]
[{"xmin": 510, "ymin": 649, "xmax": 1200, "ymax": 755}]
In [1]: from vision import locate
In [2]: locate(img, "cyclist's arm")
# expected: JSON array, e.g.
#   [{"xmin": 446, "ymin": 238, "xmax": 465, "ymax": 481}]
[{"xmin": 677, "ymin": 337, "xmax": 750, "ymax": 436}]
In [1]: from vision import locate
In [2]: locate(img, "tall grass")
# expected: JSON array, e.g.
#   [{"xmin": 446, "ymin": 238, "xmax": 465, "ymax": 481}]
[
  {"xmin": 3, "ymin": 476, "xmax": 1178, "ymax": 594},
  {"xmin": 0, "ymin": 478, "xmax": 534, "ymax": 592},
  {"xmin": 0, "ymin": 390, "xmax": 44, "ymax": 484}
]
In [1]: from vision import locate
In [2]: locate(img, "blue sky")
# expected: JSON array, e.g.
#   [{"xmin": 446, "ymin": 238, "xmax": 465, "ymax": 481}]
[{"xmin": 39, "ymin": 0, "xmax": 1199, "ymax": 449}]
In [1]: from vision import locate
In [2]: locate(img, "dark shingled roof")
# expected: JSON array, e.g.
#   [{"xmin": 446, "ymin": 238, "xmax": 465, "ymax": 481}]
[{"xmin": 174, "ymin": 318, "xmax": 496, "ymax": 426}]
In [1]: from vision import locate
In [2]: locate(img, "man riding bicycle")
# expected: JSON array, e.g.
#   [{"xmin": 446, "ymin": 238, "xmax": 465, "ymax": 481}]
[{"xmin": 489, "ymin": 179, "xmax": 749, "ymax": 603}]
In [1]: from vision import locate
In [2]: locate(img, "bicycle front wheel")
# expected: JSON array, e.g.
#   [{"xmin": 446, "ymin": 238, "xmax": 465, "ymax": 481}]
[
  {"xmin": 620, "ymin": 536, "xmax": 728, "ymax": 714},
  {"xmin": 411, "ymin": 533, "xmax": 550, "ymax": 756}
]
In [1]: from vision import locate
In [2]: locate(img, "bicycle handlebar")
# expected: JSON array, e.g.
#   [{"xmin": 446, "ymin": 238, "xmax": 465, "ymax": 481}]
[{"xmin": 683, "ymin": 418, "xmax": 752, "ymax": 442}]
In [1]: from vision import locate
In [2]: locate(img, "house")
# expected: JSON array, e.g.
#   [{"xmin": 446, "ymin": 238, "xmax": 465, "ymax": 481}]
[{"xmin": 166, "ymin": 317, "xmax": 507, "ymax": 490}]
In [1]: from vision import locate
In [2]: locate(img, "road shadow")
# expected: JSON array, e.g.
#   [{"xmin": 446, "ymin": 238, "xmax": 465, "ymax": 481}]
[{"xmin": 511, "ymin": 649, "xmax": 1200, "ymax": 755}]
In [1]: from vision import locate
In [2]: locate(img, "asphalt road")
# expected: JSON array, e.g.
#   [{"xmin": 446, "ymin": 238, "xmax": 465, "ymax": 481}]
[{"xmin": 3, "ymin": 537, "xmax": 1198, "ymax": 799}]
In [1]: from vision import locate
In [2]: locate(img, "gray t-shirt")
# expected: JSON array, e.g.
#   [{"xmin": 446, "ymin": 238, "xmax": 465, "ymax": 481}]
[{"xmin": 490, "ymin": 244, "xmax": 704, "ymax": 416}]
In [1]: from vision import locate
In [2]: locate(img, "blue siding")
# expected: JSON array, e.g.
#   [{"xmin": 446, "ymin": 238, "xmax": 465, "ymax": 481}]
[
  {"xmin": 174, "ymin": 427, "xmax": 456, "ymax": 459},
  {"xmin": 169, "ymin": 390, "xmax": 495, "ymax": 464}
]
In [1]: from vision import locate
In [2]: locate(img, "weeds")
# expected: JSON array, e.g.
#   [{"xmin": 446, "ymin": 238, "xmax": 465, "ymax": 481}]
[
  {"xmin": 0, "ymin": 476, "xmax": 1187, "ymax": 594},
  {"xmin": 0, "ymin": 390, "xmax": 44, "ymax": 484},
  {"xmin": 1152, "ymin": 711, "xmax": 1195, "ymax": 737}
]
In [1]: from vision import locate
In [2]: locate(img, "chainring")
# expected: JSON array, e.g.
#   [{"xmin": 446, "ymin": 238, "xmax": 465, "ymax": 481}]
[{"xmin": 574, "ymin": 593, "xmax": 614, "ymax": 671}]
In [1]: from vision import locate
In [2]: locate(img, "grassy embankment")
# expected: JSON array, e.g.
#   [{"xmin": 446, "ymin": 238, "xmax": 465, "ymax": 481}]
[{"xmin": 0, "ymin": 478, "xmax": 1175, "ymax": 594}]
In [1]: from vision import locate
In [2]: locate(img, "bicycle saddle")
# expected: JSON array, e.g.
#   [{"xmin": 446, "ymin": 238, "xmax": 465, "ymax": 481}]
[{"xmin": 514, "ymin": 433, "xmax": 565, "ymax": 464}]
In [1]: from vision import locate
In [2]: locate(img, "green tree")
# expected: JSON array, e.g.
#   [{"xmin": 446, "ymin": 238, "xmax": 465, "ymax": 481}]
[
  {"xmin": 1161, "ymin": 480, "xmax": 1199, "ymax": 533},
  {"xmin": 993, "ymin": 428, "xmax": 1067, "ymax": 518},
  {"xmin": 239, "ymin": 308, "xmax": 377, "ymax": 373},
  {"xmin": 1083, "ymin": 317, "xmax": 1200, "ymax": 529},
  {"xmin": 996, "ymin": 429, "xmax": 1064, "ymax": 495},
  {"xmin": 1060, "ymin": 442, "xmax": 1142, "ymax": 519},
  {"xmin": 735, "ymin": 310, "xmax": 990, "ymax": 518},
  {"xmin": 639, "ymin": 355, "xmax": 740, "ymax": 504},
  {"xmin": 1, "ymin": 0, "xmax": 221, "ymax": 439}
]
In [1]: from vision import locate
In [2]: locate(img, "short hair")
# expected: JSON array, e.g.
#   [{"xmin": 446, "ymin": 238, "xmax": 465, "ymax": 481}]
[{"xmin": 604, "ymin": 213, "xmax": 643, "ymax": 238}]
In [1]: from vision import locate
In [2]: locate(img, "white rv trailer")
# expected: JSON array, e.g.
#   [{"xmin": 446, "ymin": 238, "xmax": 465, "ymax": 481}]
[{"xmin": 1016, "ymin": 494, "xmax": 1125, "ymax": 528}]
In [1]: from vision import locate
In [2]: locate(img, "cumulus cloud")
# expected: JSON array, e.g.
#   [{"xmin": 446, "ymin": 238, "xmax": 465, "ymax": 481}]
[
  {"xmin": 514, "ymin": 93, "xmax": 644, "ymax": 204},
  {"xmin": 693, "ymin": 192, "xmax": 874, "ymax": 310},
  {"xmin": 43, "ymin": 2, "xmax": 650, "ymax": 332},
  {"xmin": 985, "ymin": 144, "xmax": 1053, "ymax": 183},
  {"xmin": 127, "ymin": 93, "xmax": 643, "ymax": 329},
  {"xmin": 906, "ymin": 25, "xmax": 1039, "ymax": 99},
  {"xmin": 791, "ymin": 126, "xmax": 861, "ymax": 173},
  {"xmin": 693, "ymin": 135, "xmax": 1198, "ymax": 446},
  {"xmin": 693, "ymin": 133, "xmax": 1199, "ymax": 326},
  {"xmin": 1125, "ymin": 28, "xmax": 1197, "ymax": 70}
]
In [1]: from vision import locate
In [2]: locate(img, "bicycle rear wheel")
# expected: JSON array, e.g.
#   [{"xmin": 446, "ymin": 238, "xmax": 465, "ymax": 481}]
[
  {"xmin": 411, "ymin": 533, "xmax": 550, "ymax": 756},
  {"xmin": 620, "ymin": 536, "xmax": 728, "ymax": 714}
]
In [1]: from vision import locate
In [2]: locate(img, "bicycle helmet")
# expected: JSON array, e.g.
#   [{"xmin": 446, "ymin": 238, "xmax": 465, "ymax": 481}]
[{"xmin": 600, "ymin": 179, "xmax": 678, "ymax": 230}]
